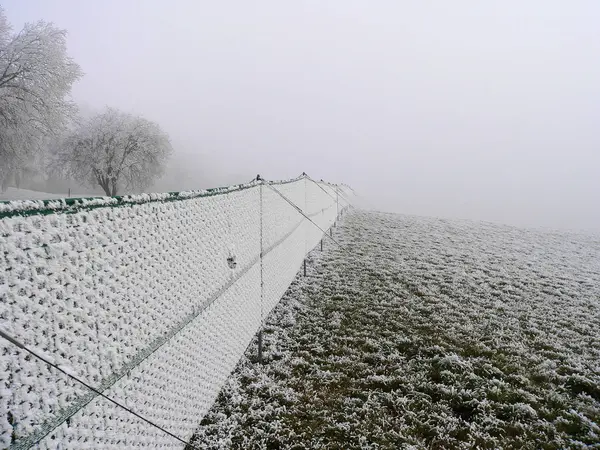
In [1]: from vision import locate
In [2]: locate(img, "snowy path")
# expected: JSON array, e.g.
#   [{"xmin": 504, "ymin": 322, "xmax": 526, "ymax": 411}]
[{"xmin": 189, "ymin": 210, "xmax": 600, "ymax": 449}]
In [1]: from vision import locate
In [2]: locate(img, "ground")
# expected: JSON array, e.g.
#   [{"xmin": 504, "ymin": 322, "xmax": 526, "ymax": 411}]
[
  {"xmin": 0, "ymin": 187, "xmax": 69, "ymax": 201},
  {"xmin": 189, "ymin": 210, "xmax": 600, "ymax": 449}
]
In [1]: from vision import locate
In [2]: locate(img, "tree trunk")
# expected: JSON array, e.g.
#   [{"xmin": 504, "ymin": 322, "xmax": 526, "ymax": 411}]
[
  {"xmin": 97, "ymin": 176, "xmax": 111, "ymax": 196},
  {"xmin": 110, "ymin": 178, "xmax": 118, "ymax": 196}
]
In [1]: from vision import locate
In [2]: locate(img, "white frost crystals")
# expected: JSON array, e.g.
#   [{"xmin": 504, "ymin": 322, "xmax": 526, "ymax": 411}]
[
  {"xmin": 190, "ymin": 211, "xmax": 600, "ymax": 449},
  {"xmin": 0, "ymin": 177, "xmax": 352, "ymax": 449}
]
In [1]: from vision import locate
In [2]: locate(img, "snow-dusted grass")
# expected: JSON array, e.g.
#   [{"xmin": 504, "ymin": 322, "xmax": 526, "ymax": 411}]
[
  {"xmin": 189, "ymin": 210, "xmax": 600, "ymax": 449},
  {"xmin": 0, "ymin": 187, "xmax": 71, "ymax": 201}
]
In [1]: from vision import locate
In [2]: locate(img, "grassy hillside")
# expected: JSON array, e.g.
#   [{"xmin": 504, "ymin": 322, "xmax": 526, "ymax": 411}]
[{"xmin": 189, "ymin": 210, "xmax": 600, "ymax": 449}]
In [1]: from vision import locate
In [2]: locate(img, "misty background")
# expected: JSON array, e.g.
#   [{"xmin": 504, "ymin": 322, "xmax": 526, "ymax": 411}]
[{"xmin": 3, "ymin": 1, "xmax": 599, "ymax": 232}]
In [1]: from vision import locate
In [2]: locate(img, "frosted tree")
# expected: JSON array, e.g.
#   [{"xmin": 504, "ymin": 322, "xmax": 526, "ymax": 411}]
[
  {"xmin": 0, "ymin": 7, "xmax": 82, "ymax": 189},
  {"xmin": 55, "ymin": 108, "xmax": 173, "ymax": 196}
]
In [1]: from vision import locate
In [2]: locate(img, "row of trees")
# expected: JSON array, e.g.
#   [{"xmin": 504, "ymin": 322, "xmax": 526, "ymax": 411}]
[{"xmin": 0, "ymin": 8, "xmax": 172, "ymax": 196}]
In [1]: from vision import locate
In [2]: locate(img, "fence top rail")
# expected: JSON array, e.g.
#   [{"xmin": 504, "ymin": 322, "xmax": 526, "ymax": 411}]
[
  {"xmin": 0, "ymin": 173, "xmax": 351, "ymax": 219},
  {"xmin": 259, "ymin": 173, "xmax": 343, "ymax": 188},
  {"xmin": 0, "ymin": 181, "xmax": 260, "ymax": 219}
]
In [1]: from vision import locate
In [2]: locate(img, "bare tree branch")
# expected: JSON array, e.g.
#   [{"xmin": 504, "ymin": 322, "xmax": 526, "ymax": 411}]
[{"xmin": 0, "ymin": 7, "xmax": 82, "ymax": 186}]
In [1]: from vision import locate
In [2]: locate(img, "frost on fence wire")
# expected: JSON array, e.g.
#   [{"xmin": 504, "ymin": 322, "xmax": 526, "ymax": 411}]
[{"xmin": 0, "ymin": 178, "xmax": 352, "ymax": 449}]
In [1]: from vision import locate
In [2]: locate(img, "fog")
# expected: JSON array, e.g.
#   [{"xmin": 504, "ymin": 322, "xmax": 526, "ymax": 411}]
[{"xmin": 4, "ymin": 1, "xmax": 599, "ymax": 231}]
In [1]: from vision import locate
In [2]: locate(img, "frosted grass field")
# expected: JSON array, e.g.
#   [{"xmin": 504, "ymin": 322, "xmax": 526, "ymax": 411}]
[
  {"xmin": 190, "ymin": 210, "xmax": 600, "ymax": 449},
  {"xmin": 0, "ymin": 187, "xmax": 69, "ymax": 201}
]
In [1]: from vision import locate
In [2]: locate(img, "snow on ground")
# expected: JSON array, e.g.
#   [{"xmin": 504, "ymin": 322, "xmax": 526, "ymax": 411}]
[
  {"xmin": 188, "ymin": 210, "xmax": 600, "ymax": 449},
  {"xmin": 0, "ymin": 187, "xmax": 72, "ymax": 201}
]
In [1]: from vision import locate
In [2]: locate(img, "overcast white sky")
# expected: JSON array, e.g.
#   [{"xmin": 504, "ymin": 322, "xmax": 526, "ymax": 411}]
[{"xmin": 4, "ymin": 1, "xmax": 600, "ymax": 231}]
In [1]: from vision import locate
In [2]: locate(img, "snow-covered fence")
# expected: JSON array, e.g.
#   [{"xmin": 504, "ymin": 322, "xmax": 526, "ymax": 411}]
[{"xmin": 0, "ymin": 175, "xmax": 353, "ymax": 449}]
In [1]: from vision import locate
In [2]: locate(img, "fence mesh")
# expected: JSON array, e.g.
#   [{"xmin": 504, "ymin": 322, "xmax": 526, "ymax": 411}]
[{"xmin": 0, "ymin": 175, "xmax": 353, "ymax": 449}]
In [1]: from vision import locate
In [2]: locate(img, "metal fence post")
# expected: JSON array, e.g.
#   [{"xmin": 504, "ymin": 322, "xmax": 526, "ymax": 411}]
[
  {"xmin": 336, "ymin": 185, "xmax": 339, "ymax": 220},
  {"xmin": 304, "ymin": 175, "xmax": 309, "ymax": 276},
  {"xmin": 258, "ymin": 176, "xmax": 264, "ymax": 363}
]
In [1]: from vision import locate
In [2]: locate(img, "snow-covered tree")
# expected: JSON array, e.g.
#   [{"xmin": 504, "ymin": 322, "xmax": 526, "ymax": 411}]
[
  {"xmin": 0, "ymin": 7, "xmax": 82, "ymax": 189},
  {"xmin": 54, "ymin": 108, "xmax": 173, "ymax": 196}
]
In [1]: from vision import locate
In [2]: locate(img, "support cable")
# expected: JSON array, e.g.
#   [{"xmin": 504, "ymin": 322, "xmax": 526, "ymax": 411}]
[
  {"xmin": 305, "ymin": 175, "xmax": 337, "ymax": 203},
  {"xmin": 302, "ymin": 176, "xmax": 352, "ymax": 221},
  {"xmin": 264, "ymin": 182, "xmax": 407, "ymax": 301},
  {"xmin": 0, "ymin": 328, "xmax": 203, "ymax": 450},
  {"xmin": 305, "ymin": 176, "xmax": 354, "ymax": 211},
  {"xmin": 304, "ymin": 175, "xmax": 368, "ymax": 211},
  {"xmin": 264, "ymin": 183, "xmax": 347, "ymax": 250}
]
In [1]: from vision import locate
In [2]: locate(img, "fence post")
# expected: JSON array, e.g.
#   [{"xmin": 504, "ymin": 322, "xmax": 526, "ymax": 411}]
[
  {"xmin": 336, "ymin": 185, "xmax": 339, "ymax": 220},
  {"xmin": 258, "ymin": 176, "xmax": 264, "ymax": 364},
  {"xmin": 303, "ymin": 174, "xmax": 308, "ymax": 276},
  {"xmin": 304, "ymin": 174, "xmax": 308, "ymax": 257}
]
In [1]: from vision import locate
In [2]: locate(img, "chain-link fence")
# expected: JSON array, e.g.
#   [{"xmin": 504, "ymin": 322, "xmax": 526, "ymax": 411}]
[{"xmin": 0, "ymin": 174, "xmax": 353, "ymax": 449}]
